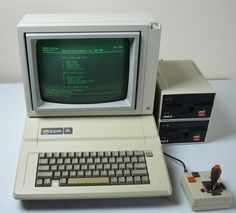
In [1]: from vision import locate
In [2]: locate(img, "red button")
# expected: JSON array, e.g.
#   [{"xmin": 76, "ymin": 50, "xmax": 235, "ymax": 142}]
[{"xmin": 187, "ymin": 176, "xmax": 196, "ymax": 183}]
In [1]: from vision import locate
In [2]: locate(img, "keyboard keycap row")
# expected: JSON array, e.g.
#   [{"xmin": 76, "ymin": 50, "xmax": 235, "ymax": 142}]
[{"xmin": 39, "ymin": 151, "xmax": 145, "ymax": 159}]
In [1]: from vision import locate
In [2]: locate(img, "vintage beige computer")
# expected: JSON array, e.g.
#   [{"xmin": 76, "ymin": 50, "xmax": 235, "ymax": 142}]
[{"xmin": 14, "ymin": 13, "xmax": 172, "ymax": 199}]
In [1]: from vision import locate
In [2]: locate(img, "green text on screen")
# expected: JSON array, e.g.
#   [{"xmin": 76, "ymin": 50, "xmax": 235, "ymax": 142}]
[{"xmin": 36, "ymin": 38, "xmax": 130, "ymax": 104}]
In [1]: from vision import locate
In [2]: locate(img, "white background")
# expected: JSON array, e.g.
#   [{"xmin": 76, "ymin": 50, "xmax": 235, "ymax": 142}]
[{"xmin": 0, "ymin": 0, "xmax": 236, "ymax": 83}]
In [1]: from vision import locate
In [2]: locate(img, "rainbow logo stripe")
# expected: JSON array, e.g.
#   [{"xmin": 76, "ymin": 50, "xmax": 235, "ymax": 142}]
[
  {"xmin": 193, "ymin": 135, "xmax": 201, "ymax": 141},
  {"xmin": 198, "ymin": 110, "xmax": 206, "ymax": 117},
  {"xmin": 42, "ymin": 129, "xmax": 49, "ymax": 135}
]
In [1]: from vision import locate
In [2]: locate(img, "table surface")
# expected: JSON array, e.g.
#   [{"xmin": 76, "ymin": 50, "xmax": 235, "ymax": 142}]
[{"xmin": 0, "ymin": 80, "xmax": 235, "ymax": 213}]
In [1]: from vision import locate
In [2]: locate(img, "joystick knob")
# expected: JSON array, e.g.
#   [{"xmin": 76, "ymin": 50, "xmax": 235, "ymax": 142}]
[{"xmin": 211, "ymin": 164, "xmax": 222, "ymax": 191}]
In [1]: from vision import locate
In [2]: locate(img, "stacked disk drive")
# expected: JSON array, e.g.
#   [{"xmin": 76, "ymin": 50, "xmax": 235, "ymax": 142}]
[{"xmin": 154, "ymin": 60, "xmax": 215, "ymax": 144}]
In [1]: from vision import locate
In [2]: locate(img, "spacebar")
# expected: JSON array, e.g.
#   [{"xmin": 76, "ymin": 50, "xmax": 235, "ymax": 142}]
[{"xmin": 68, "ymin": 177, "xmax": 110, "ymax": 186}]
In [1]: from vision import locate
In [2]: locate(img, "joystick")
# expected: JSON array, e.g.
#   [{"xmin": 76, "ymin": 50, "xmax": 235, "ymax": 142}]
[
  {"xmin": 201, "ymin": 164, "xmax": 223, "ymax": 195},
  {"xmin": 181, "ymin": 165, "xmax": 232, "ymax": 211},
  {"xmin": 211, "ymin": 164, "xmax": 221, "ymax": 191}
]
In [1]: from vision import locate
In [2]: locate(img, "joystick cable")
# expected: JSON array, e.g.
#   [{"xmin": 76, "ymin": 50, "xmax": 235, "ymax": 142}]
[{"xmin": 163, "ymin": 152, "xmax": 188, "ymax": 172}]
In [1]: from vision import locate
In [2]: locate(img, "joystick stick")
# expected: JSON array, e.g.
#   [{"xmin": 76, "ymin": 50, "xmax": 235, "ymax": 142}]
[
  {"xmin": 210, "ymin": 164, "xmax": 221, "ymax": 191},
  {"xmin": 181, "ymin": 165, "xmax": 232, "ymax": 211}
]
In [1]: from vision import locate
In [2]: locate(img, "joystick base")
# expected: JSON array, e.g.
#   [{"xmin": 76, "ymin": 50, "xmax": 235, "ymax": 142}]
[{"xmin": 181, "ymin": 171, "xmax": 232, "ymax": 211}]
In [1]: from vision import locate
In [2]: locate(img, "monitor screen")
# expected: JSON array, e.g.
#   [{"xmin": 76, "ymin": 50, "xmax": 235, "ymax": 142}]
[{"xmin": 36, "ymin": 38, "xmax": 130, "ymax": 104}]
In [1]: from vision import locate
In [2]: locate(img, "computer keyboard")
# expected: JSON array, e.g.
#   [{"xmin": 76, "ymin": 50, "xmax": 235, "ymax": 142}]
[{"xmin": 35, "ymin": 151, "xmax": 152, "ymax": 187}]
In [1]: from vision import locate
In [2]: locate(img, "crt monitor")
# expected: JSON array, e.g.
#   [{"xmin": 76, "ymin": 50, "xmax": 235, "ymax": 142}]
[{"xmin": 17, "ymin": 14, "xmax": 161, "ymax": 117}]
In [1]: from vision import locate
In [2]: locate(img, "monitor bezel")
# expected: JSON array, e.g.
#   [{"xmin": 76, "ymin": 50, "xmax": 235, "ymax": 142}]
[{"xmin": 26, "ymin": 32, "xmax": 140, "ymax": 113}]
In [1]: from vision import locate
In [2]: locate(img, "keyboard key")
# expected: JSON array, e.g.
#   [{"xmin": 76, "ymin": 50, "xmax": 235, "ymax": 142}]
[
  {"xmin": 104, "ymin": 164, "xmax": 110, "ymax": 170},
  {"xmin": 118, "ymin": 177, "xmax": 126, "ymax": 185},
  {"xmin": 127, "ymin": 151, "xmax": 133, "ymax": 157},
  {"xmin": 126, "ymin": 176, "xmax": 133, "ymax": 184},
  {"xmin": 134, "ymin": 163, "xmax": 146, "ymax": 170},
  {"xmin": 53, "ymin": 152, "xmax": 60, "ymax": 158},
  {"xmin": 101, "ymin": 158, "xmax": 108, "ymax": 164},
  {"xmin": 38, "ymin": 158, "xmax": 48, "ymax": 165},
  {"xmin": 79, "ymin": 158, "xmax": 86, "ymax": 164},
  {"xmin": 37, "ymin": 172, "xmax": 53, "ymax": 179},
  {"xmin": 54, "ymin": 171, "xmax": 61, "ymax": 179},
  {"xmin": 126, "ymin": 163, "xmax": 133, "ymax": 170},
  {"xmin": 97, "ymin": 152, "xmax": 104, "ymax": 157},
  {"xmin": 94, "ymin": 158, "xmax": 101, "ymax": 164},
  {"xmin": 62, "ymin": 171, "xmax": 69, "ymax": 178},
  {"xmin": 64, "ymin": 158, "xmax": 71, "ymax": 164},
  {"xmin": 51, "ymin": 165, "xmax": 57, "ymax": 171},
  {"xmin": 87, "ymin": 158, "xmax": 93, "ymax": 164},
  {"xmin": 77, "ymin": 171, "xmax": 84, "ymax": 178},
  {"xmin": 72, "ymin": 158, "xmax": 78, "ymax": 164},
  {"xmin": 100, "ymin": 170, "xmax": 107, "ymax": 177},
  {"xmin": 119, "ymin": 151, "xmax": 126, "ymax": 157},
  {"xmin": 93, "ymin": 170, "xmax": 99, "ymax": 177},
  {"xmin": 110, "ymin": 177, "xmax": 118, "ymax": 185},
  {"xmin": 131, "ymin": 157, "xmax": 138, "ymax": 163},
  {"xmin": 75, "ymin": 152, "xmax": 82, "ymax": 158},
  {"xmin": 52, "ymin": 180, "xmax": 59, "ymax": 187},
  {"xmin": 116, "ymin": 170, "xmax": 123, "ymax": 177},
  {"xmin": 91, "ymin": 152, "xmax": 97, "ymax": 157},
  {"xmin": 108, "ymin": 170, "xmax": 115, "ymax": 177},
  {"xmin": 81, "ymin": 165, "xmax": 88, "ymax": 171},
  {"xmin": 44, "ymin": 178, "xmax": 51, "ymax": 187},
  {"xmin": 118, "ymin": 164, "xmax": 125, "ymax": 170},
  {"xmin": 73, "ymin": 165, "xmax": 80, "ymax": 171},
  {"xmin": 132, "ymin": 169, "xmax": 148, "ymax": 176},
  {"xmin": 134, "ymin": 176, "xmax": 141, "ymax": 184},
  {"xmin": 38, "ymin": 165, "xmax": 50, "ymax": 171},
  {"xmin": 58, "ymin": 165, "xmax": 65, "ymax": 171},
  {"xmin": 142, "ymin": 176, "xmax": 150, "ymax": 184},
  {"xmin": 109, "ymin": 157, "xmax": 115, "ymax": 164},
  {"xmin": 96, "ymin": 164, "xmax": 103, "ymax": 170},
  {"xmin": 39, "ymin": 153, "xmax": 45, "ymax": 158},
  {"xmin": 116, "ymin": 157, "xmax": 123, "ymax": 164},
  {"xmin": 134, "ymin": 151, "xmax": 144, "ymax": 157},
  {"xmin": 57, "ymin": 158, "xmax": 63, "ymax": 165},
  {"xmin": 83, "ymin": 152, "xmax": 89, "ymax": 158},
  {"xmin": 59, "ymin": 178, "xmax": 67, "ymax": 186},
  {"xmin": 104, "ymin": 151, "xmax": 111, "ymax": 157},
  {"xmin": 89, "ymin": 164, "xmax": 95, "ymax": 170},
  {"xmin": 66, "ymin": 165, "xmax": 73, "ymax": 171},
  {"xmin": 111, "ymin": 164, "xmax": 118, "ymax": 170},
  {"xmin": 138, "ymin": 156, "xmax": 145, "ymax": 163},
  {"xmin": 146, "ymin": 151, "xmax": 153, "ymax": 157},
  {"xmin": 85, "ymin": 171, "xmax": 92, "ymax": 178},
  {"xmin": 68, "ymin": 177, "xmax": 110, "ymax": 186},
  {"xmin": 46, "ymin": 153, "xmax": 53, "ymax": 158},
  {"xmin": 124, "ymin": 157, "xmax": 130, "ymax": 164},
  {"xmin": 68, "ymin": 152, "xmax": 74, "ymax": 158},
  {"xmin": 112, "ymin": 151, "xmax": 119, "ymax": 157},
  {"xmin": 49, "ymin": 158, "xmax": 56, "ymax": 165},
  {"xmin": 35, "ymin": 179, "xmax": 43, "ymax": 187},
  {"xmin": 70, "ymin": 171, "xmax": 76, "ymax": 178},
  {"xmin": 124, "ymin": 170, "xmax": 130, "ymax": 177},
  {"xmin": 61, "ymin": 152, "xmax": 67, "ymax": 158}
]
